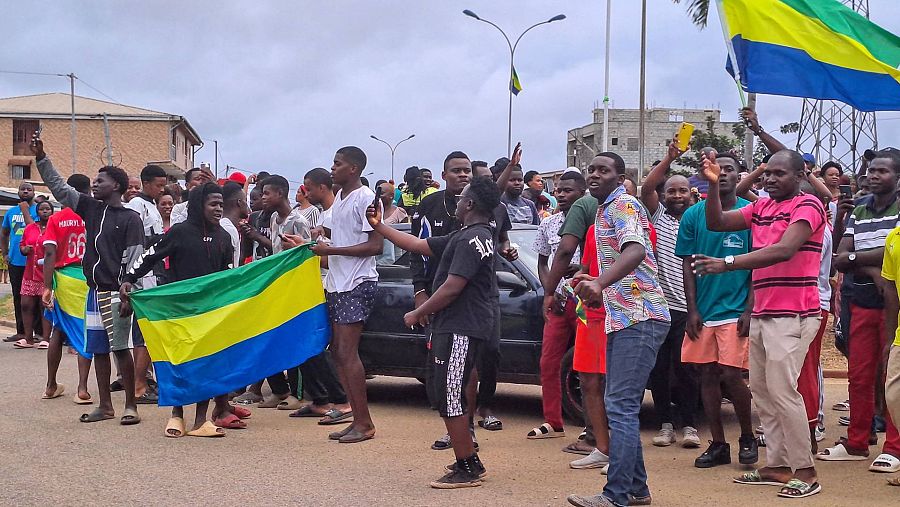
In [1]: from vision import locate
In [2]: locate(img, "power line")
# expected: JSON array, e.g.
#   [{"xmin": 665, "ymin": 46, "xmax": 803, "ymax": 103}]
[
  {"xmin": 0, "ymin": 69, "xmax": 66, "ymax": 77},
  {"xmin": 74, "ymin": 76, "xmax": 117, "ymax": 103}
]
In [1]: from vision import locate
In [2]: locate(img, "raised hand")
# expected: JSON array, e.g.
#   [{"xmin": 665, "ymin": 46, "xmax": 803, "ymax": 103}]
[
  {"xmin": 365, "ymin": 204, "xmax": 382, "ymax": 228},
  {"xmin": 667, "ymin": 139, "xmax": 686, "ymax": 161},
  {"xmin": 30, "ymin": 134, "xmax": 45, "ymax": 161},
  {"xmin": 740, "ymin": 107, "xmax": 761, "ymax": 133},
  {"xmin": 509, "ymin": 142, "xmax": 522, "ymax": 168},
  {"xmin": 701, "ymin": 150, "xmax": 721, "ymax": 183}
]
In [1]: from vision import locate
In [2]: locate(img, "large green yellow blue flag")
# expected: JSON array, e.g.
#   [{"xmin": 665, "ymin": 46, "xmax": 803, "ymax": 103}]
[
  {"xmin": 718, "ymin": 0, "xmax": 900, "ymax": 111},
  {"xmin": 130, "ymin": 245, "xmax": 330, "ymax": 407}
]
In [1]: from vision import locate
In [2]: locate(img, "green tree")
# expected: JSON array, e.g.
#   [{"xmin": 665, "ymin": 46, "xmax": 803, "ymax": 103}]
[{"xmin": 673, "ymin": 0, "xmax": 711, "ymax": 28}]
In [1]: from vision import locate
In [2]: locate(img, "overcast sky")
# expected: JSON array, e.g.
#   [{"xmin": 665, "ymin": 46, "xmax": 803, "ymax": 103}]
[{"xmin": 2, "ymin": 0, "xmax": 899, "ymax": 187}]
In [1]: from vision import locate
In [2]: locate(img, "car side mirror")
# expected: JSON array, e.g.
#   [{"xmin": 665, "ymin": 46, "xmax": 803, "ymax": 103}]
[{"xmin": 497, "ymin": 271, "xmax": 528, "ymax": 292}]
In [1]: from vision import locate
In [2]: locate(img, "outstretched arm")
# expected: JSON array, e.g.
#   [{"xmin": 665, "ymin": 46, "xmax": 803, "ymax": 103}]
[
  {"xmin": 494, "ymin": 142, "xmax": 522, "ymax": 192},
  {"xmin": 735, "ymin": 162, "xmax": 765, "ymax": 202},
  {"xmin": 640, "ymin": 140, "xmax": 684, "ymax": 216},
  {"xmin": 693, "ymin": 221, "xmax": 814, "ymax": 274},
  {"xmin": 361, "ymin": 204, "xmax": 432, "ymax": 256},
  {"xmin": 31, "ymin": 138, "xmax": 81, "ymax": 210},
  {"xmin": 741, "ymin": 107, "xmax": 787, "ymax": 153}
]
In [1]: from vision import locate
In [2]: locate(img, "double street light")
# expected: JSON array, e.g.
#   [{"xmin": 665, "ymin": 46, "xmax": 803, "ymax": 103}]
[
  {"xmin": 370, "ymin": 134, "xmax": 415, "ymax": 183},
  {"xmin": 463, "ymin": 9, "xmax": 565, "ymax": 154}
]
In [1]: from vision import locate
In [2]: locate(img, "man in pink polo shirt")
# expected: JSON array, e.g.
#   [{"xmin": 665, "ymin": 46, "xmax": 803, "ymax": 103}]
[{"xmin": 693, "ymin": 149, "xmax": 826, "ymax": 500}]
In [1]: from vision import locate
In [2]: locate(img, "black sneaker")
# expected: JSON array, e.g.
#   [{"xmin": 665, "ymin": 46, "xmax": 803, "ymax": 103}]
[
  {"xmin": 445, "ymin": 461, "xmax": 487, "ymax": 478},
  {"xmin": 430, "ymin": 469, "xmax": 482, "ymax": 489},
  {"xmin": 738, "ymin": 434, "xmax": 759, "ymax": 464},
  {"xmin": 694, "ymin": 441, "xmax": 731, "ymax": 468}
]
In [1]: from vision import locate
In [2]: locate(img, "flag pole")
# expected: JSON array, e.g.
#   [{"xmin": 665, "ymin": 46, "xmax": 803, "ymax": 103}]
[{"xmin": 715, "ymin": 0, "xmax": 747, "ymax": 107}]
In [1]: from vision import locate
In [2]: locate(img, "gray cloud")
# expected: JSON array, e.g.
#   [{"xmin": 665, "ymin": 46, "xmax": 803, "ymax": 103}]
[{"xmin": 2, "ymin": 0, "xmax": 897, "ymax": 186}]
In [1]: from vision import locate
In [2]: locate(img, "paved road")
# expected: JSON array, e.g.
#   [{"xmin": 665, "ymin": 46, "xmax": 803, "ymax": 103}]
[{"xmin": 0, "ymin": 325, "xmax": 896, "ymax": 506}]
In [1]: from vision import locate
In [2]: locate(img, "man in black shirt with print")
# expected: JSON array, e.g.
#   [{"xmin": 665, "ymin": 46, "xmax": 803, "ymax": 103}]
[{"xmin": 369, "ymin": 175, "xmax": 501, "ymax": 488}]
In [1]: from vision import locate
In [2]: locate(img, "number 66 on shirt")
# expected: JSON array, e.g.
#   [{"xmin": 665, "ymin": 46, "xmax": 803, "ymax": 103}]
[{"xmin": 42, "ymin": 207, "xmax": 87, "ymax": 268}]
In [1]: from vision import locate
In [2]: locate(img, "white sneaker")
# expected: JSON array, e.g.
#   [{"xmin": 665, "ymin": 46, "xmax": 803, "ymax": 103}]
[
  {"xmin": 815, "ymin": 426, "xmax": 826, "ymax": 442},
  {"xmin": 681, "ymin": 426, "xmax": 701, "ymax": 448},
  {"xmin": 570, "ymin": 449, "xmax": 610, "ymax": 469},
  {"xmin": 652, "ymin": 423, "xmax": 676, "ymax": 447}
]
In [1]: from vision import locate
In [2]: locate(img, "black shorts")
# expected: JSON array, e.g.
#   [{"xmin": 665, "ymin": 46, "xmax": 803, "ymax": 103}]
[{"xmin": 431, "ymin": 332, "xmax": 481, "ymax": 418}]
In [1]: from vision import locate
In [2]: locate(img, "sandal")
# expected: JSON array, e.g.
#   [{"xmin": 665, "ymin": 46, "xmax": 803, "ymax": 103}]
[
  {"xmin": 12, "ymin": 339, "xmax": 34, "ymax": 349},
  {"xmin": 276, "ymin": 395, "xmax": 303, "ymax": 411},
  {"xmin": 165, "ymin": 417, "xmax": 186, "ymax": 438},
  {"xmin": 290, "ymin": 404, "xmax": 329, "ymax": 418},
  {"xmin": 318, "ymin": 408, "xmax": 353, "ymax": 425},
  {"xmin": 73, "ymin": 394, "xmax": 93, "ymax": 405},
  {"xmin": 432, "ymin": 433, "xmax": 452, "ymax": 450},
  {"xmin": 36, "ymin": 340, "xmax": 49, "ymax": 349},
  {"xmin": 109, "ymin": 379, "xmax": 125, "ymax": 392},
  {"xmin": 732, "ymin": 470, "xmax": 785, "ymax": 486},
  {"xmin": 777, "ymin": 479, "xmax": 822, "ymax": 499},
  {"xmin": 120, "ymin": 408, "xmax": 141, "ymax": 426},
  {"xmin": 563, "ymin": 441, "xmax": 594, "ymax": 455},
  {"xmin": 232, "ymin": 391, "xmax": 263, "ymax": 405},
  {"xmin": 187, "ymin": 421, "xmax": 226, "ymax": 438},
  {"xmin": 478, "ymin": 415, "xmax": 503, "ymax": 431},
  {"xmin": 816, "ymin": 443, "xmax": 868, "ymax": 461},
  {"xmin": 832, "ymin": 400, "xmax": 850, "ymax": 412},
  {"xmin": 869, "ymin": 453, "xmax": 900, "ymax": 473},
  {"xmin": 41, "ymin": 384, "xmax": 65, "ymax": 400},
  {"xmin": 329, "ymin": 425, "xmax": 354, "ymax": 440},
  {"xmin": 214, "ymin": 413, "xmax": 247, "ymax": 429},
  {"xmin": 135, "ymin": 391, "xmax": 159, "ymax": 405},
  {"xmin": 527, "ymin": 422, "xmax": 564, "ymax": 439},
  {"xmin": 230, "ymin": 405, "xmax": 252, "ymax": 419},
  {"xmin": 338, "ymin": 428, "xmax": 374, "ymax": 444},
  {"xmin": 79, "ymin": 408, "xmax": 115, "ymax": 423}
]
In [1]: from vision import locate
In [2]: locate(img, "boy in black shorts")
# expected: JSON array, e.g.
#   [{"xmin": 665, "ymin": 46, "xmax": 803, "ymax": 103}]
[{"xmin": 367, "ymin": 176, "xmax": 501, "ymax": 488}]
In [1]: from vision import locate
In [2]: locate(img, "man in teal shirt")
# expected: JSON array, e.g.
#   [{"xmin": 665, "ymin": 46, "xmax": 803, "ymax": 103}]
[
  {"xmin": 1, "ymin": 182, "xmax": 38, "ymax": 342},
  {"xmin": 675, "ymin": 153, "xmax": 756, "ymax": 469}
]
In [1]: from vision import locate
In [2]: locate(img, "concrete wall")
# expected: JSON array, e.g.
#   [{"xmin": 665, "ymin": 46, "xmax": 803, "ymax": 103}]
[
  {"xmin": 567, "ymin": 108, "xmax": 740, "ymax": 177},
  {"xmin": 0, "ymin": 118, "xmax": 191, "ymax": 188}
]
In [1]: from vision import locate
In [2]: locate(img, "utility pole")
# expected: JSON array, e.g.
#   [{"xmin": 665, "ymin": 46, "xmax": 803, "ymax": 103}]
[
  {"xmin": 102, "ymin": 113, "xmax": 112, "ymax": 165},
  {"xmin": 214, "ymin": 139, "xmax": 218, "ymax": 178},
  {"xmin": 602, "ymin": 0, "xmax": 612, "ymax": 152},
  {"xmin": 68, "ymin": 73, "xmax": 77, "ymax": 172},
  {"xmin": 637, "ymin": 0, "xmax": 647, "ymax": 182}
]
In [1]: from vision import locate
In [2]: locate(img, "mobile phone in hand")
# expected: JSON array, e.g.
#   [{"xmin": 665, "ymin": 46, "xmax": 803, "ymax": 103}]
[
  {"xmin": 373, "ymin": 185, "xmax": 383, "ymax": 210},
  {"xmin": 839, "ymin": 184, "xmax": 852, "ymax": 199}
]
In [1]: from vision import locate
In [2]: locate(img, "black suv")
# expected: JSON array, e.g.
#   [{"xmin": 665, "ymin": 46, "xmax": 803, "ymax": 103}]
[{"xmin": 360, "ymin": 223, "xmax": 584, "ymax": 420}]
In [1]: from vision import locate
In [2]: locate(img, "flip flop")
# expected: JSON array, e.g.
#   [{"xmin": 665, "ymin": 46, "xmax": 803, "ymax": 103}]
[
  {"xmin": 258, "ymin": 395, "xmax": 287, "ymax": 408},
  {"xmin": 869, "ymin": 453, "xmax": 900, "ymax": 473},
  {"xmin": 290, "ymin": 405, "xmax": 329, "ymax": 418},
  {"xmin": 120, "ymin": 408, "xmax": 141, "ymax": 426},
  {"xmin": 41, "ymin": 384, "xmax": 65, "ymax": 400},
  {"xmin": 109, "ymin": 379, "xmax": 124, "ymax": 392},
  {"xmin": 73, "ymin": 394, "xmax": 93, "ymax": 405},
  {"xmin": 832, "ymin": 400, "xmax": 850, "ymax": 411},
  {"xmin": 816, "ymin": 443, "xmax": 868, "ymax": 461},
  {"xmin": 732, "ymin": 470, "xmax": 785, "ymax": 486},
  {"xmin": 214, "ymin": 413, "xmax": 247, "ymax": 429},
  {"xmin": 338, "ymin": 428, "xmax": 374, "ymax": 443},
  {"xmin": 232, "ymin": 391, "xmax": 263, "ymax": 405},
  {"xmin": 79, "ymin": 409, "xmax": 115, "ymax": 423},
  {"xmin": 3, "ymin": 334, "xmax": 22, "ymax": 343},
  {"xmin": 276, "ymin": 395, "xmax": 303, "ymax": 411},
  {"xmin": 230, "ymin": 405, "xmax": 252, "ymax": 419},
  {"xmin": 165, "ymin": 417, "xmax": 186, "ymax": 438},
  {"xmin": 36, "ymin": 341, "xmax": 50, "ymax": 349},
  {"xmin": 777, "ymin": 479, "xmax": 822, "ymax": 499},
  {"xmin": 562, "ymin": 441, "xmax": 594, "ymax": 455},
  {"xmin": 12, "ymin": 339, "xmax": 34, "ymax": 349},
  {"xmin": 329, "ymin": 425, "xmax": 354, "ymax": 440},
  {"xmin": 187, "ymin": 421, "xmax": 226, "ymax": 438},
  {"xmin": 318, "ymin": 408, "xmax": 353, "ymax": 425}
]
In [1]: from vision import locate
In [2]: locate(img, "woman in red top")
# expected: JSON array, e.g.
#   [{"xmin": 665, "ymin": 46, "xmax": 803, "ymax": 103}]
[{"xmin": 15, "ymin": 201, "xmax": 54, "ymax": 349}]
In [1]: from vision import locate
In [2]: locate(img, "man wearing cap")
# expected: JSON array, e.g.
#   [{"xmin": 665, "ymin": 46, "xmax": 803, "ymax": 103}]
[{"xmin": 802, "ymin": 154, "xmax": 818, "ymax": 177}]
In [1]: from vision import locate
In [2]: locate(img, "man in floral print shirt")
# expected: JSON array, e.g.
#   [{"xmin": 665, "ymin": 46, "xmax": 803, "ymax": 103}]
[{"xmin": 568, "ymin": 152, "xmax": 671, "ymax": 507}]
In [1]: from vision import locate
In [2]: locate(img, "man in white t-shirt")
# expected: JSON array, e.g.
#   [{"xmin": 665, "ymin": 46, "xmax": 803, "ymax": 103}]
[
  {"xmin": 310, "ymin": 147, "xmax": 383, "ymax": 444},
  {"xmin": 172, "ymin": 166, "xmax": 213, "ymax": 225},
  {"xmin": 220, "ymin": 181, "xmax": 248, "ymax": 268},
  {"xmin": 124, "ymin": 164, "xmax": 168, "ymax": 404}
]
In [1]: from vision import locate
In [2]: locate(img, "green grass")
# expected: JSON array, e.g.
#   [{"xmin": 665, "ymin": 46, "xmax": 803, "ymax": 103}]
[{"xmin": 0, "ymin": 295, "xmax": 12, "ymax": 322}]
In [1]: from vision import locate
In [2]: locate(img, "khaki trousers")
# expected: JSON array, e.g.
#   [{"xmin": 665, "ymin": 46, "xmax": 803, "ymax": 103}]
[
  {"xmin": 749, "ymin": 315, "xmax": 820, "ymax": 471},
  {"xmin": 887, "ymin": 346, "xmax": 900, "ymax": 439}
]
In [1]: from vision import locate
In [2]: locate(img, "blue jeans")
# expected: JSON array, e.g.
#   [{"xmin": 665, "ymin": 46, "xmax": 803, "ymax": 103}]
[{"xmin": 602, "ymin": 319, "xmax": 669, "ymax": 506}]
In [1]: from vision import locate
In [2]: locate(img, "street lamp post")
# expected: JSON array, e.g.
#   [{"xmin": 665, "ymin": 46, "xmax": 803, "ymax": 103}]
[
  {"xmin": 463, "ymin": 9, "xmax": 565, "ymax": 155},
  {"xmin": 369, "ymin": 134, "xmax": 415, "ymax": 183}
]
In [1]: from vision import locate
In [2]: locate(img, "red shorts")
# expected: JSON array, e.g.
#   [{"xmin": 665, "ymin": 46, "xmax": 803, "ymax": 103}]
[
  {"xmin": 681, "ymin": 322, "xmax": 749, "ymax": 370},
  {"xmin": 573, "ymin": 319, "xmax": 606, "ymax": 374}
]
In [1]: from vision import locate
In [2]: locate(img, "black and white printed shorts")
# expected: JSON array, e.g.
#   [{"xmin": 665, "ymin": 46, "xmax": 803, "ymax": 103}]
[
  {"xmin": 325, "ymin": 281, "xmax": 378, "ymax": 325},
  {"xmin": 431, "ymin": 332, "xmax": 481, "ymax": 418}
]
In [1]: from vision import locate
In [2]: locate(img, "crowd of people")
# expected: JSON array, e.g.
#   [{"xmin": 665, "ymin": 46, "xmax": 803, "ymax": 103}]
[{"xmin": 3, "ymin": 106, "xmax": 900, "ymax": 502}]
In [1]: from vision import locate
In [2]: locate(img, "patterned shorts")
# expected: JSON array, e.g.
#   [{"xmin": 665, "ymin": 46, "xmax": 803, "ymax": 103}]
[
  {"xmin": 21, "ymin": 278, "xmax": 43, "ymax": 297},
  {"xmin": 430, "ymin": 332, "xmax": 481, "ymax": 418},
  {"xmin": 325, "ymin": 281, "xmax": 378, "ymax": 325},
  {"xmin": 85, "ymin": 289, "xmax": 143, "ymax": 354}
]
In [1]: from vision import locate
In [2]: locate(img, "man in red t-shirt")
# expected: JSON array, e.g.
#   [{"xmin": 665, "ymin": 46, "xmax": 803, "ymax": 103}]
[{"xmin": 42, "ymin": 174, "xmax": 92, "ymax": 404}]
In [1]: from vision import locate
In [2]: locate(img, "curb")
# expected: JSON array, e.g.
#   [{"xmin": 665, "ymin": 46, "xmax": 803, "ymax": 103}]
[
  {"xmin": 0, "ymin": 319, "xmax": 16, "ymax": 329},
  {"xmin": 824, "ymin": 369, "xmax": 848, "ymax": 379}
]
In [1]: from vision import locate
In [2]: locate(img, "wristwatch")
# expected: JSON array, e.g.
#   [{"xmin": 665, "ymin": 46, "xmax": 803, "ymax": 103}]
[
  {"xmin": 724, "ymin": 255, "xmax": 735, "ymax": 269},
  {"xmin": 848, "ymin": 253, "xmax": 857, "ymax": 262}
]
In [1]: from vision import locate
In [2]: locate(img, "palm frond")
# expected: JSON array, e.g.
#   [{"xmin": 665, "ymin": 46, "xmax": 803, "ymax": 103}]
[{"xmin": 672, "ymin": 0, "xmax": 710, "ymax": 28}]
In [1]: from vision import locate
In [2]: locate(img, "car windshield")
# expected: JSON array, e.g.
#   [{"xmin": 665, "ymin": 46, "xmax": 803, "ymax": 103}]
[{"xmin": 507, "ymin": 229, "xmax": 538, "ymax": 277}]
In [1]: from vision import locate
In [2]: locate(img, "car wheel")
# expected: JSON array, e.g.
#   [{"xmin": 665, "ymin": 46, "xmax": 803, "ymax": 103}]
[{"xmin": 560, "ymin": 346, "xmax": 584, "ymax": 423}]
